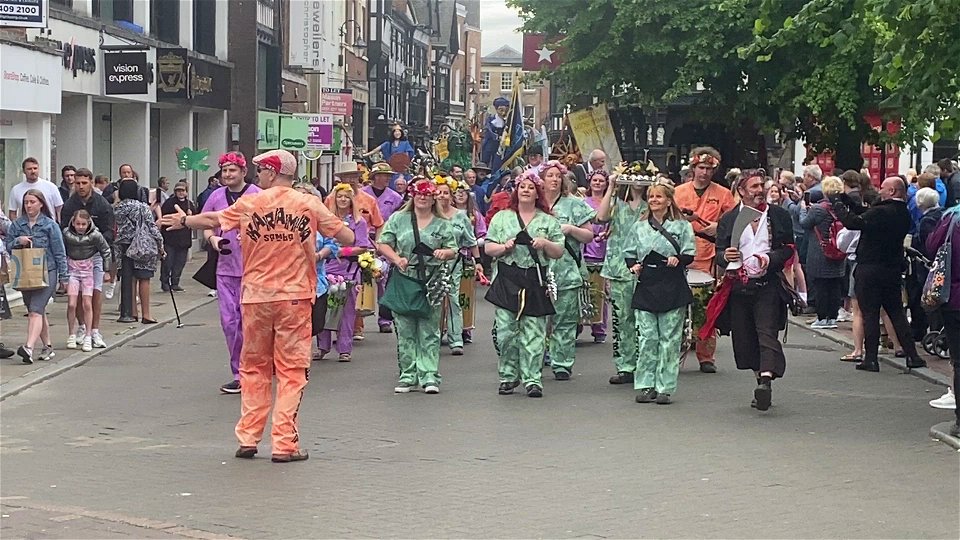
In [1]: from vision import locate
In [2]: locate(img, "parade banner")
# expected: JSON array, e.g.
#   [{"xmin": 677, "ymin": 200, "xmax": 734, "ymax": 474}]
[
  {"xmin": 567, "ymin": 104, "xmax": 623, "ymax": 165},
  {"xmin": 522, "ymin": 33, "xmax": 563, "ymax": 72},
  {"xmin": 0, "ymin": 0, "xmax": 47, "ymax": 28}
]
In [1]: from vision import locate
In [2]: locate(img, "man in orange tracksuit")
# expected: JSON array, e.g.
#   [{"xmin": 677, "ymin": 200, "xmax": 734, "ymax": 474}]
[
  {"xmin": 673, "ymin": 146, "xmax": 736, "ymax": 373},
  {"xmin": 162, "ymin": 149, "xmax": 354, "ymax": 462}
]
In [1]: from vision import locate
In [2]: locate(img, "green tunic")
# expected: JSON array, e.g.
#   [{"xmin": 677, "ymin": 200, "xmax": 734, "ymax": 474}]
[
  {"xmin": 486, "ymin": 209, "xmax": 563, "ymax": 274},
  {"xmin": 379, "ymin": 210, "xmax": 457, "ymax": 277},
  {"xmin": 600, "ymin": 198, "xmax": 648, "ymax": 281},
  {"xmin": 549, "ymin": 195, "xmax": 596, "ymax": 290},
  {"xmin": 444, "ymin": 209, "xmax": 478, "ymax": 349}
]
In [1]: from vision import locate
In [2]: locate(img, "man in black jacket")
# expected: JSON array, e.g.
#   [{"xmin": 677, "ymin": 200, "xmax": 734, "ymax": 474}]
[
  {"xmin": 715, "ymin": 171, "xmax": 795, "ymax": 411},
  {"xmin": 939, "ymin": 158, "xmax": 959, "ymax": 209},
  {"xmin": 834, "ymin": 176, "xmax": 926, "ymax": 372},
  {"xmin": 60, "ymin": 168, "xmax": 115, "ymax": 349}
]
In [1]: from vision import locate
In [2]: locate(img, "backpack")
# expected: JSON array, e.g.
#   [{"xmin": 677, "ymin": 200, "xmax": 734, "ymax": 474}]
[{"xmin": 813, "ymin": 202, "xmax": 846, "ymax": 261}]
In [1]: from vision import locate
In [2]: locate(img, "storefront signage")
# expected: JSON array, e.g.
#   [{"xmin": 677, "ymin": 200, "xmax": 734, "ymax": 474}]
[
  {"xmin": 279, "ymin": 115, "xmax": 309, "ymax": 150},
  {"xmin": 102, "ymin": 51, "xmax": 148, "ymax": 95},
  {"xmin": 320, "ymin": 88, "xmax": 352, "ymax": 117},
  {"xmin": 61, "ymin": 39, "xmax": 96, "ymax": 77},
  {"xmin": 287, "ymin": 0, "xmax": 322, "ymax": 68},
  {"xmin": 0, "ymin": 43, "xmax": 61, "ymax": 114},
  {"xmin": 298, "ymin": 114, "xmax": 334, "ymax": 150},
  {"xmin": 257, "ymin": 111, "xmax": 280, "ymax": 150},
  {"xmin": 156, "ymin": 48, "xmax": 230, "ymax": 109},
  {"xmin": 0, "ymin": 0, "xmax": 47, "ymax": 28}
]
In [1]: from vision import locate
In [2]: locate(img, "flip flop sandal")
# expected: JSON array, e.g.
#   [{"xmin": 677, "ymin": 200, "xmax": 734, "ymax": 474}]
[{"xmin": 840, "ymin": 353, "xmax": 862, "ymax": 362}]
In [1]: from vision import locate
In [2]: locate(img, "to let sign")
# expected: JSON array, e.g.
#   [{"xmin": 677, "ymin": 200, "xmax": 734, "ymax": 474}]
[
  {"xmin": 320, "ymin": 88, "xmax": 352, "ymax": 117},
  {"xmin": 0, "ymin": 0, "xmax": 47, "ymax": 28},
  {"xmin": 102, "ymin": 51, "xmax": 148, "ymax": 95},
  {"xmin": 298, "ymin": 114, "xmax": 333, "ymax": 150}
]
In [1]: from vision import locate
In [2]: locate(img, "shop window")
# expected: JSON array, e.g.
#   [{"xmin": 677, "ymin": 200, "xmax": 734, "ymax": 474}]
[
  {"xmin": 151, "ymin": 0, "xmax": 179, "ymax": 44},
  {"xmin": 193, "ymin": 0, "xmax": 217, "ymax": 55},
  {"xmin": 501, "ymin": 72, "xmax": 513, "ymax": 92}
]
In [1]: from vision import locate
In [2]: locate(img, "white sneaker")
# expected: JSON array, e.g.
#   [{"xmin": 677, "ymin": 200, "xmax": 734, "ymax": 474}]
[
  {"xmin": 81, "ymin": 336, "xmax": 92, "ymax": 352},
  {"xmin": 836, "ymin": 308, "xmax": 853, "ymax": 322},
  {"xmin": 207, "ymin": 289, "xmax": 217, "ymax": 298},
  {"xmin": 77, "ymin": 324, "xmax": 86, "ymax": 337},
  {"xmin": 103, "ymin": 282, "xmax": 116, "ymax": 299},
  {"xmin": 930, "ymin": 388, "xmax": 956, "ymax": 410},
  {"xmin": 823, "ymin": 319, "xmax": 838, "ymax": 329},
  {"xmin": 394, "ymin": 383, "xmax": 416, "ymax": 393},
  {"xmin": 810, "ymin": 319, "xmax": 830, "ymax": 329},
  {"xmin": 38, "ymin": 346, "xmax": 55, "ymax": 361},
  {"xmin": 424, "ymin": 385, "xmax": 440, "ymax": 394},
  {"xmin": 66, "ymin": 334, "xmax": 77, "ymax": 349},
  {"xmin": 91, "ymin": 331, "xmax": 107, "ymax": 348}
]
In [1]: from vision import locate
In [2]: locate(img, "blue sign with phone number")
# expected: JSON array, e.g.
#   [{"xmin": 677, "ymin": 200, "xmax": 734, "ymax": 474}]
[{"xmin": 0, "ymin": 0, "xmax": 46, "ymax": 28}]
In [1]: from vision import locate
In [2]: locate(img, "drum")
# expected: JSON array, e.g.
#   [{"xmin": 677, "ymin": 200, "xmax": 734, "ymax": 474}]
[
  {"xmin": 686, "ymin": 269, "xmax": 715, "ymax": 331},
  {"xmin": 357, "ymin": 279, "xmax": 377, "ymax": 317},
  {"xmin": 580, "ymin": 263, "xmax": 606, "ymax": 325}
]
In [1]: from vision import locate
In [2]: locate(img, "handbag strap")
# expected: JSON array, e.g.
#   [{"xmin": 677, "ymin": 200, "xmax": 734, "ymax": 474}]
[
  {"xmin": 515, "ymin": 212, "xmax": 544, "ymax": 267},
  {"xmin": 410, "ymin": 211, "xmax": 426, "ymax": 282},
  {"xmin": 648, "ymin": 215, "xmax": 682, "ymax": 255}
]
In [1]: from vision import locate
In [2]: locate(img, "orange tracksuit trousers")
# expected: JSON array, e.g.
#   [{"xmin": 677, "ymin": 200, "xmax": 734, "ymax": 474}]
[{"xmin": 235, "ymin": 299, "xmax": 312, "ymax": 455}]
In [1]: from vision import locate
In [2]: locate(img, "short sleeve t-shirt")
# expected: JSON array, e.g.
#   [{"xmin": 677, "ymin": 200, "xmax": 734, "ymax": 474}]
[
  {"xmin": 201, "ymin": 184, "xmax": 262, "ymax": 277},
  {"xmin": 379, "ymin": 211, "xmax": 457, "ymax": 277},
  {"xmin": 486, "ymin": 209, "xmax": 563, "ymax": 280},
  {"xmin": 218, "ymin": 186, "xmax": 345, "ymax": 304},
  {"xmin": 550, "ymin": 195, "xmax": 596, "ymax": 290},
  {"xmin": 8, "ymin": 179, "xmax": 64, "ymax": 218}
]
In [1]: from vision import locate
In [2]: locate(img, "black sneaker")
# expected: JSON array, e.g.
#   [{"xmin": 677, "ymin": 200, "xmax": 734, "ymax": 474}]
[
  {"xmin": 609, "ymin": 371, "xmax": 634, "ymax": 384},
  {"xmin": 554, "ymin": 371, "xmax": 571, "ymax": 381},
  {"xmin": 462, "ymin": 331, "xmax": 473, "ymax": 344},
  {"xmin": 526, "ymin": 385, "xmax": 543, "ymax": 398},
  {"xmin": 754, "ymin": 382, "xmax": 772, "ymax": 411},
  {"xmin": 0, "ymin": 344, "xmax": 14, "ymax": 359},
  {"xmin": 498, "ymin": 381, "xmax": 520, "ymax": 395},
  {"xmin": 16, "ymin": 346, "xmax": 32, "ymax": 365},
  {"xmin": 699, "ymin": 362, "xmax": 717, "ymax": 373},
  {"xmin": 906, "ymin": 357, "xmax": 927, "ymax": 369},
  {"xmin": 220, "ymin": 380, "xmax": 241, "ymax": 394},
  {"xmin": 543, "ymin": 353, "xmax": 551, "ymax": 367},
  {"xmin": 635, "ymin": 388, "xmax": 658, "ymax": 403},
  {"xmin": 655, "ymin": 393, "xmax": 672, "ymax": 405},
  {"xmin": 235, "ymin": 446, "xmax": 257, "ymax": 458}
]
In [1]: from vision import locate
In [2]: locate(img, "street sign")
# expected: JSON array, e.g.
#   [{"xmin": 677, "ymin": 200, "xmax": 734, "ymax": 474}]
[
  {"xmin": 320, "ymin": 88, "xmax": 352, "ymax": 117},
  {"xmin": 0, "ymin": 0, "xmax": 47, "ymax": 28}
]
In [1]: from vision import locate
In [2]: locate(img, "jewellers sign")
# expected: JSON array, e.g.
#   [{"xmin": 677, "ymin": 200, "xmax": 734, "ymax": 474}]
[
  {"xmin": 0, "ymin": 0, "xmax": 47, "ymax": 28},
  {"xmin": 288, "ymin": 0, "xmax": 323, "ymax": 68},
  {"xmin": 102, "ymin": 51, "xmax": 148, "ymax": 95}
]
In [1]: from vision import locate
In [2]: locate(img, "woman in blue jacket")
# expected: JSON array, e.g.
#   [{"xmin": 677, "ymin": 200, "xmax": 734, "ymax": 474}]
[
  {"xmin": 363, "ymin": 124, "xmax": 415, "ymax": 163},
  {"xmin": 6, "ymin": 189, "xmax": 68, "ymax": 364}
]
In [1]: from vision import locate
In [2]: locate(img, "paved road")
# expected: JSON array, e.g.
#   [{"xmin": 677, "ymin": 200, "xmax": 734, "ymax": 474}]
[{"xmin": 1, "ymin": 301, "xmax": 957, "ymax": 539}]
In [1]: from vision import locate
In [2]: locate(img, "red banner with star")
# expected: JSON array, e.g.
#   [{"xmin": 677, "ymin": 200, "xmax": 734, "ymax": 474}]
[{"xmin": 522, "ymin": 33, "xmax": 563, "ymax": 71}]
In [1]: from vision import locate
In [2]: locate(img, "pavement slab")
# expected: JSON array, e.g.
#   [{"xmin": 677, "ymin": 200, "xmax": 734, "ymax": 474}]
[{"xmin": 1, "ymin": 300, "xmax": 957, "ymax": 539}]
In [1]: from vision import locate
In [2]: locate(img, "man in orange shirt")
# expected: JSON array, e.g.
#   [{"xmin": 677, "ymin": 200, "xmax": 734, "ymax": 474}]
[
  {"xmin": 325, "ymin": 162, "xmax": 384, "ymax": 339},
  {"xmin": 161, "ymin": 149, "xmax": 354, "ymax": 463},
  {"xmin": 673, "ymin": 146, "xmax": 736, "ymax": 373}
]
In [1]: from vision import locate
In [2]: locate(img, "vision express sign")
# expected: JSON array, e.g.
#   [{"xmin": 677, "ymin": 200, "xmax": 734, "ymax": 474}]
[{"xmin": 102, "ymin": 51, "xmax": 148, "ymax": 95}]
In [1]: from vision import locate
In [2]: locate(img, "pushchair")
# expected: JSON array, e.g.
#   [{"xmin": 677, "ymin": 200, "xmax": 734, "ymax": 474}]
[{"xmin": 906, "ymin": 246, "xmax": 950, "ymax": 360}]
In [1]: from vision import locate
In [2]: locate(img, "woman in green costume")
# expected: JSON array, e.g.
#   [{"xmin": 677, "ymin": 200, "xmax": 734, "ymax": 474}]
[
  {"xmin": 539, "ymin": 161, "xmax": 596, "ymax": 380},
  {"xmin": 434, "ymin": 175, "xmax": 482, "ymax": 355},
  {"xmin": 596, "ymin": 168, "xmax": 648, "ymax": 384},
  {"xmin": 624, "ymin": 180, "xmax": 695, "ymax": 405},
  {"xmin": 377, "ymin": 177, "xmax": 458, "ymax": 394},
  {"xmin": 484, "ymin": 171, "xmax": 565, "ymax": 398}
]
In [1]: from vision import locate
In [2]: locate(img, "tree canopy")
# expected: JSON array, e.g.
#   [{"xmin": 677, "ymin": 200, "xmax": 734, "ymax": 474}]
[{"xmin": 508, "ymin": 0, "xmax": 960, "ymax": 161}]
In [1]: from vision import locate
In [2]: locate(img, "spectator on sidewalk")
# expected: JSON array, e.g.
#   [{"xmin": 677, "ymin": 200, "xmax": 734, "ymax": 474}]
[
  {"xmin": 8, "ymin": 157, "xmax": 64, "ymax": 222},
  {"xmin": 6, "ymin": 190, "xmax": 68, "ymax": 364},
  {"xmin": 149, "ymin": 177, "xmax": 171, "ymax": 220},
  {"xmin": 61, "ymin": 169, "xmax": 114, "ymax": 349},
  {"xmin": 62, "ymin": 210, "xmax": 112, "ymax": 352},
  {"xmin": 58, "ymin": 165, "xmax": 76, "ymax": 204},
  {"xmin": 925, "ymin": 208, "xmax": 960, "ymax": 436},
  {"xmin": 0, "ymin": 207, "xmax": 14, "ymax": 359},
  {"xmin": 197, "ymin": 174, "xmax": 220, "ymax": 211},
  {"xmin": 114, "ymin": 179, "xmax": 164, "ymax": 324},
  {"xmin": 940, "ymin": 158, "xmax": 960, "ymax": 209},
  {"xmin": 159, "ymin": 182, "xmax": 196, "ymax": 292},
  {"xmin": 833, "ymin": 176, "xmax": 926, "ymax": 373},
  {"xmin": 801, "ymin": 176, "xmax": 846, "ymax": 329}
]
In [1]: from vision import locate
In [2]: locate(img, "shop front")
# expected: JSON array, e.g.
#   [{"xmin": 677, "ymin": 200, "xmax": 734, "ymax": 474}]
[{"xmin": 0, "ymin": 41, "xmax": 62, "ymax": 200}]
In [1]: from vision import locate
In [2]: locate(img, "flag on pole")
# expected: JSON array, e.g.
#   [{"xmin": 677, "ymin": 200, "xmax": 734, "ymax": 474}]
[{"xmin": 490, "ymin": 83, "xmax": 525, "ymax": 172}]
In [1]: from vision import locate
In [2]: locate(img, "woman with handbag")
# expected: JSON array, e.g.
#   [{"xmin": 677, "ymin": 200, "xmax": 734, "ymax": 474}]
[
  {"xmin": 800, "ymin": 176, "xmax": 846, "ymax": 329},
  {"xmin": 377, "ymin": 177, "xmax": 457, "ymax": 394},
  {"xmin": 435, "ymin": 176, "xmax": 482, "ymax": 355},
  {"xmin": 453, "ymin": 183, "xmax": 487, "ymax": 344},
  {"xmin": 317, "ymin": 183, "xmax": 372, "ymax": 362},
  {"xmin": 484, "ymin": 171, "xmax": 565, "ymax": 398},
  {"xmin": 6, "ymin": 190, "xmax": 68, "ymax": 364},
  {"xmin": 539, "ymin": 160, "xmax": 596, "ymax": 380},
  {"xmin": 114, "ymin": 179, "xmax": 164, "ymax": 324},
  {"xmin": 624, "ymin": 180, "xmax": 695, "ymax": 404},
  {"xmin": 925, "ymin": 208, "xmax": 960, "ymax": 437}
]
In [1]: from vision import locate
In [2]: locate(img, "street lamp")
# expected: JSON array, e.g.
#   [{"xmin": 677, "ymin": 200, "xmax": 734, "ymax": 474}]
[{"xmin": 339, "ymin": 19, "xmax": 367, "ymax": 67}]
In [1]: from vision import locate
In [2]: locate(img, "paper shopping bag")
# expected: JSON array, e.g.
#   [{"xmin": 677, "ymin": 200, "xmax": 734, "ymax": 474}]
[{"xmin": 10, "ymin": 248, "xmax": 48, "ymax": 291}]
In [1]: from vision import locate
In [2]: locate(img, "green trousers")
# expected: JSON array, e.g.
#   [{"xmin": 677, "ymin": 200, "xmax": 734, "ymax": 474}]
[
  {"xmin": 548, "ymin": 288, "xmax": 580, "ymax": 374},
  {"xmin": 395, "ymin": 309, "xmax": 442, "ymax": 387},
  {"xmin": 493, "ymin": 308, "xmax": 547, "ymax": 388},
  {"xmin": 634, "ymin": 307, "xmax": 686, "ymax": 394},
  {"xmin": 609, "ymin": 279, "xmax": 638, "ymax": 374},
  {"xmin": 443, "ymin": 275, "xmax": 464, "ymax": 348}
]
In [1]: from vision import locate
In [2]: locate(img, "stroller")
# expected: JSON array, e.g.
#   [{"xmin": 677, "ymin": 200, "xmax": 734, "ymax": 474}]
[{"xmin": 906, "ymin": 246, "xmax": 950, "ymax": 360}]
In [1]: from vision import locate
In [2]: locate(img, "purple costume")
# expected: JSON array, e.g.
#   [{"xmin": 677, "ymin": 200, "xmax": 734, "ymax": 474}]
[
  {"xmin": 202, "ymin": 183, "xmax": 261, "ymax": 381},
  {"xmin": 318, "ymin": 215, "xmax": 372, "ymax": 354},
  {"xmin": 361, "ymin": 185, "xmax": 405, "ymax": 327},
  {"xmin": 582, "ymin": 196, "xmax": 609, "ymax": 338}
]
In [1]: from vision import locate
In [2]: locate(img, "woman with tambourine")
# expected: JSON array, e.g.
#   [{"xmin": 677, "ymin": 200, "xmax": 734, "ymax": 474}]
[
  {"xmin": 624, "ymin": 179, "xmax": 695, "ymax": 405},
  {"xmin": 484, "ymin": 170, "xmax": 565, "ymax": 398},
  {"xmin": 378, "ymin": 178, "xmax": 457, "ymax": 395}
]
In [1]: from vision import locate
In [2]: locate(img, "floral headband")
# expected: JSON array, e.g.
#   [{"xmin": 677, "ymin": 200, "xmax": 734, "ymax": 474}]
[
  {"xmin": 588, "ymin": 169, "xmax": 610, "ymax": 181},
  {"xmin": 516, "ymin": 169, "xmax": 544, "ymax": 187},
  {"xmin": 433, "ymin": 175, "xmax": 459, "ymax": 192},
  {"xmin": 538, "ymin": 160, "xmax": 569, "ymax": 177},
  {"xmin": 690, "ymin": 153, "xmax": 720, "ymax": 168},
  {"xmin": 408, "ymin": 177, "xmax": 437, "ymax": 197},
  {"xmin": 218, "ymin": 152, "xmax": 247, "ymax": 170}
]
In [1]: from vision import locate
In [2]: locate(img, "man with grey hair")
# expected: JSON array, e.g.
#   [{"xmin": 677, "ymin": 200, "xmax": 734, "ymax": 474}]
[
  {"xmin": 572, "ymin": 149, "xmax": 607, "ymax": 188},
  {"xmin": 802, "ymin": 164, "xmax": 824, "ymax": 203}
]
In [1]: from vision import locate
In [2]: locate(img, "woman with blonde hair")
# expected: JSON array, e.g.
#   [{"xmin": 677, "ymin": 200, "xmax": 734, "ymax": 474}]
[
  {"xmin": 624, "ymin": 179, "xmax": 695, "ymax": 404},
  {"xmin": 800, "ymin": 175, "xmax": 846, "ymax": 329}
]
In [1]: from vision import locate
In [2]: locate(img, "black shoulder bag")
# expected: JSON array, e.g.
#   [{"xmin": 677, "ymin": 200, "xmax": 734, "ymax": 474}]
[{"xmin": 484, "ymin": 212, "xmax": 556, "ymax": 317}]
